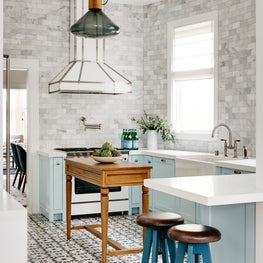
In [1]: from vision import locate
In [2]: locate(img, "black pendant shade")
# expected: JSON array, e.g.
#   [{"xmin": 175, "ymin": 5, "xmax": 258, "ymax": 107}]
[{"xmin": 70, "ymin": 1, "xmax": 120, "ymax": 38}]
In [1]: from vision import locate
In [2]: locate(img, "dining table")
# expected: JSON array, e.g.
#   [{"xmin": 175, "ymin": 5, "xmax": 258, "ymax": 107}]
[{"xmin": 65, "ymin": 157, "xmax": 152, "ymax": 263}]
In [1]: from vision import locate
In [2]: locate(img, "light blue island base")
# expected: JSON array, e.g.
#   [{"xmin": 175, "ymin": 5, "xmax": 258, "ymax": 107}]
[
  {"xmin": 144, "ymin": 174, "xmax": 262, "ymax": 263},
  {"xmin": 195, "ymin": 202, "xmax": 255, "ymax": 263}
]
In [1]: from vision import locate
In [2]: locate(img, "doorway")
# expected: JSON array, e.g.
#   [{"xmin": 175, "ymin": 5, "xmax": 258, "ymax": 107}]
[
  {"xmin": 2, "ymin": 68, "xmax": 28, "ymax": 205},
  {"xmin": 2, "ymin": 58, "xmax": 39, "ymax": 214}
]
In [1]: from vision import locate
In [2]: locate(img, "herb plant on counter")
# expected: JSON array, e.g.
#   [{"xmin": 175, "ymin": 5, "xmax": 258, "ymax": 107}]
[{"xmin": 131, "ymin": 111, "xmax": 175, "ymax": 143}]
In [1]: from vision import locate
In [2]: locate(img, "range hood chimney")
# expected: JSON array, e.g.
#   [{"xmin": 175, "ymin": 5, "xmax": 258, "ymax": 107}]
[{"xmin": 48, "ymin": 0, "xmax": 132, "ymax": 94}]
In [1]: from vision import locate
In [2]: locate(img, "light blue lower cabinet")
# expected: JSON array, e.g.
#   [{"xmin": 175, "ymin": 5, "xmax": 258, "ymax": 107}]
[
  {"xmin": 128, "ymin": 155, "xmax": 144, "ymax": 215},
  {"xmin": 174, "ymin": 197, "xmax": 196, "ymax": 223},
  {"xmin": 151, "ymin": 157, "xmax": 176, "ymax": 212},
  {"xmin": 195, "ymin": 202, "xmax": 255, "ymax": 263},
  {"xmin": 216, "ymin": 166, "xmax": 254, "ymax": 175},
  {"xmin": 128, "ymin": 155, "xmax": 176, "ymax": 215},
  {"xmin": 39, "ymin": 155, "xmax": 66, "ymax": 221},
  {"xmin": 128, "ymin": 186, "xmax": 142, "ymax": 215}
]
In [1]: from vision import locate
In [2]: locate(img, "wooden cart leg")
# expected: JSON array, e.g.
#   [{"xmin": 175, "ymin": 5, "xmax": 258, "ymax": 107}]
[
  {"xmin": 142, "ymin": 185, "xmax": 149, "ymax": 240},
  {"xmin": 101, "ymin": 187, "xmax": 109, "ymax": 263},
  {"xmin": 66, "ymin": 174, "xmax": 72, "ymax": 240}
]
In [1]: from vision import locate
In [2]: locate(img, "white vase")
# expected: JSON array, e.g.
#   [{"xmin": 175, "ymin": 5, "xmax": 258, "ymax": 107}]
[{"xmin": 147, "ymin": 130, "xmax": 158, "ymax": 150}]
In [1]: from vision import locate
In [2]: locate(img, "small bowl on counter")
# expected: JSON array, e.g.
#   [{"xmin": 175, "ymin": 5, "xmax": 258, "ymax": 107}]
[{"xmin": 92, "ymin": 156, "xmax": 122, "ymax": 163}]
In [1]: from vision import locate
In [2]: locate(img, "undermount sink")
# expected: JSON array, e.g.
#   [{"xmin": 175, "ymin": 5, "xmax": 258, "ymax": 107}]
[
  {"xmin": 178, "ymin": 154, "xmax": 234, "ymax": 164},
  {"xmin": 176, "ymin": 154, "xmax": 235, "ymax": 177}
]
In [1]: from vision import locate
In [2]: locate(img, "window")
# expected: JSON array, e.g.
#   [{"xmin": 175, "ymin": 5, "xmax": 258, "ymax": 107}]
[{"xmin": 168, "ymin": 13, "xmax": 218, "ymax": 139}]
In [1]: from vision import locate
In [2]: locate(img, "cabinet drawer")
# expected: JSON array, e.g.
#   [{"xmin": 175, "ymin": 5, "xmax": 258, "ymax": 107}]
[{"xmin": 217, "ymin": 167, "xmax": 254, "ymax": 175}]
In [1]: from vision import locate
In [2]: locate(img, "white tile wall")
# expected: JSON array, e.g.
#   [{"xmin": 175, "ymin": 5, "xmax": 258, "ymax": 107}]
[
  {"xmin": 142, "ymin": 0, "xmax": 256, "ymax": 156},
  {"xmin": 3, "ymin": 0, "xmax": 256, "ymax": 156}
]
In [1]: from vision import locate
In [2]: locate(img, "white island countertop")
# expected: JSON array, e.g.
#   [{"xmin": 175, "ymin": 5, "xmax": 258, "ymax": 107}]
[{"xmin": 144, "ymin": 174, "xmax": 263, "ymax": 206}]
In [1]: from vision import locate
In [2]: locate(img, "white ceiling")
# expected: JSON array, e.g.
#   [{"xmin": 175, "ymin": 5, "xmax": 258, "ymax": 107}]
[{"xmin": 110, "ymin": 0, "xmax": 161, "ymax": 5}]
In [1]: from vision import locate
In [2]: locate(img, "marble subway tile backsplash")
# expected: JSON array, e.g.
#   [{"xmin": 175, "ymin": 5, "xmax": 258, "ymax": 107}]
[{"xmin": 3, "ymin": 0, "xmax": 256, "ymax": 156}]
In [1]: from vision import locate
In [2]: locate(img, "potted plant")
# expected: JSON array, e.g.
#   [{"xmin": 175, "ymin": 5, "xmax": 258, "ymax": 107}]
[{"xmin": 131, "ymin": 111, "xmax": 175, "ymax": 149}]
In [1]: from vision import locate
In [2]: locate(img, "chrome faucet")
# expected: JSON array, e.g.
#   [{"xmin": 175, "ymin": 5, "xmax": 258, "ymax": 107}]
[
  {"xmin": 211, "ymin": 123, "xmax": 234, "ymax": 157},
  {"xmin": 80, "ymin": 116, "xmax": 101, "ymax": 130}
]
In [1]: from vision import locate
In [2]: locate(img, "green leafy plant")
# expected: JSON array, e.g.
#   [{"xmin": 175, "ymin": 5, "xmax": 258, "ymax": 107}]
[{"xmin": 131, "ymin": 111, "xmax": 175, "ymax": 143}]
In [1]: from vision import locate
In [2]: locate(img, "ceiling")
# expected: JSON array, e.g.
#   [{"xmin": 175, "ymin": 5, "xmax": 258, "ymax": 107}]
[{"xmin": 110, "ymin": 0, "xmax": 161, "ymax": 5}]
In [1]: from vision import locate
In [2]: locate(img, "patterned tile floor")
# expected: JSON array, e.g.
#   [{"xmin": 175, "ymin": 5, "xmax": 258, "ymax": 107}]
[
  {"xmin": 4, "ymin": 169, "xmax": 183, "ymax": 263},
  {"xmin": 4, "ymin": 170, "xmax": 145, "ymax": 262},
  {"xmin": 28, "ymin": 214, "xmax": 144, "ymax": 263}
]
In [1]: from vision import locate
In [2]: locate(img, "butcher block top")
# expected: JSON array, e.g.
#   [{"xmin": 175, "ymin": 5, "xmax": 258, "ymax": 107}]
[{"xmin": 65, "ymin": 157, "xmax": 152, "ymax": 188}]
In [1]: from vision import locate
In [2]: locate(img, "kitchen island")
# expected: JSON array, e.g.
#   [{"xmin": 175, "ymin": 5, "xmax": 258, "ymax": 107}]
[
  {"xmin": 65, "ymin": 157, "xmax": 152, "ymax": 263},
  {"xmin": 144, "ymin": 174, "xmax": 263, "ymax": 263}
]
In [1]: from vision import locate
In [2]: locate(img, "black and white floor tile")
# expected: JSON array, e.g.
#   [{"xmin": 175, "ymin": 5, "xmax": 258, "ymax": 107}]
[
  {"xmin": 4, "ymin": 169, "xmax": 185, "ymax": 263},
  {"xmin": 28, "ymin": 214, "xmax": 143, "ymax": 263}
]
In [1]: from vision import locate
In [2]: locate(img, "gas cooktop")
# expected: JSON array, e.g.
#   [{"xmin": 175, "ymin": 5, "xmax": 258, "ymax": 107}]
[
  {"xmin": 54, "ymin": 147, "xmax": 98, "ymax": 152},
  {"xmin": 54, "ymin": 147, "xmax": 127, "ymax": 152}
]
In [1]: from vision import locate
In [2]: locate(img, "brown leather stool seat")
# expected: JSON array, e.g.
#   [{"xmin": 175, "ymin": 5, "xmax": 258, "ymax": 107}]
[
  {"xmin": 137, "ymin": 212, "xmax": 184, "ymax": 229},
  {"xmin": 168, "ymin": 224, "xmax": 221, "ymax": 263},
  {"xmin": 136, "ymin": 212, "xmax": 184, "ymax": 263},
  {"xmin": 168, "ymin": 224, "xmax": 221, "ymax": 243}
]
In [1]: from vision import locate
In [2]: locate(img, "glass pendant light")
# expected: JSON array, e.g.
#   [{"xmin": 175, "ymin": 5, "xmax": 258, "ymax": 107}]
[{"xmin": 70, "ymin": 0, "xmax": 120, "ymax": 38}]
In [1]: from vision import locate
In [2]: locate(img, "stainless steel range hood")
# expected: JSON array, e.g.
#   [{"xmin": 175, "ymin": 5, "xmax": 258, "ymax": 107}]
[{"xmin": 48, "ymin": 0, "xmax": 132, "ymax": 94}]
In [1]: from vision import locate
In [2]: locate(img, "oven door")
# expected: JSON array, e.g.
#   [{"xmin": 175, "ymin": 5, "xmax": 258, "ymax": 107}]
[{"xmin": 72, "ymin": 178, "xmax": 128, "ymax": 203}]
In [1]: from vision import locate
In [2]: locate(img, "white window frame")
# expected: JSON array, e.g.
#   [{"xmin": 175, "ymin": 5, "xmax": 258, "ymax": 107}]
[{"xmin": 167, "ymin": 12, "xmax": 218, "ymax": 141}]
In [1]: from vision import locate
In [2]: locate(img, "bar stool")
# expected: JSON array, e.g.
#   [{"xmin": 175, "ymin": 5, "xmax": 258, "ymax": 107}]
[
  {"xmin": 167, "ymin": 224, "xmax": 221, "ymax": 263},
  {"xmin": 137, "ymin": 212, "xmax": 184, "ymax": 263}
]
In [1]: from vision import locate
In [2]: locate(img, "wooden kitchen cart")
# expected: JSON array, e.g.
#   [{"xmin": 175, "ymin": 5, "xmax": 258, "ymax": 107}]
[{"xmin": 65, "ymin": 157, "xmax": 152, "ymax": 263}]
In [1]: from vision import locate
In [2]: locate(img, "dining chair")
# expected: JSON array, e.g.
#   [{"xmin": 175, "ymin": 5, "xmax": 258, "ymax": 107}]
[
  {"xmin": 15, "ymin": 144, "xmax": 27, "ymax": 193},
  {"xmin": 10, "ymin": 143, "xmax": 23, "ymax": 187}
]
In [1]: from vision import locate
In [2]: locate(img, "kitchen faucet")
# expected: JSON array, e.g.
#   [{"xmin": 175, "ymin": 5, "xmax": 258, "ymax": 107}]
[
  {"xmin": 80, "ymin": 116, "xmax": 101, "ymax": 130},
  {"xmin": 211, "ymin": 123, "xmax": 235, "ymax": 157}
]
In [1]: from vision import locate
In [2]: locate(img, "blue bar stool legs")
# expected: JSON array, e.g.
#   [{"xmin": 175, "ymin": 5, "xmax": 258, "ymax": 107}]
[
  {"xmin": 137, "ymin": 212, "xmax": 184, "ymax": 263},
  {"xmin": 168, "ymin": 224, "xmax": 221, "ymax": 263}
]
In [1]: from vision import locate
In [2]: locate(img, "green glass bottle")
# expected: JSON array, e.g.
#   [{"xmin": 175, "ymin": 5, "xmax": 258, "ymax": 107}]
[
  {"xmin": 121, "ymin": 129, "xmax": 126, "ymax": 149},
  {"xmin": 126, "ymin": 129, "xmax": 133, "ymax": 150},
  {"xmin": 132, "ymin": 129, "xmax": 139, "ymax": 150}
]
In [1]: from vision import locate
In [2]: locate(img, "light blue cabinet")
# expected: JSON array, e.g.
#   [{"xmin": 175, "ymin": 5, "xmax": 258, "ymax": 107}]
[
  {"xmin": 174, "ymin": 198, "xmax": 196, "ymax": 223},
  {"xmin": 217, "ymin": 166, "xmax": 254, "ymax": 175},
  {"xmin": 195, "ymin": 202, "xmax": 255, "ymax": 263},
  {"xmin": 128, "ymin": 154, "xmax": 145, "ymax": 215},
  {"xmin": 128, "ymin": 154, "xmax": 176, "ymax": 214},
  {"xmin": 150, "ymin": 157, "xmax": 176, "ymax": 212},
  {"xmin": 39, "ymin": 155, "xmax": 66, "ymax": 221}
]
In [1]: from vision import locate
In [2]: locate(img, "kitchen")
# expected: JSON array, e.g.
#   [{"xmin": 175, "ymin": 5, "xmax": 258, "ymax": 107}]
[{"xmin": 1, "ymin": 0, "xmax": 263, "ymax": 262}]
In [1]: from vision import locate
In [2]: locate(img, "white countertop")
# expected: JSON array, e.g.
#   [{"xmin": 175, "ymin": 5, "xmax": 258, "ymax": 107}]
[
  {"xmin": 0, "ymin": 189, "xmax": 26, "ymax": 212},
  {"xmin": 131, "ymin": 150, "xmax": 256, "ymax": 172},
  {"xmin": 144, "ymin": 174, "xmax": 263, "ymax": 206},
  {"xmin": 129, "ymin": 149, "xmax": 218, "ymax": 159},
  {"xmin": 39, "ymin": 148, "xmax": 256, "ymax": 172},
  {"xmin": 38, "ymin": 149, "xmax": 67, "ymax": 158}
]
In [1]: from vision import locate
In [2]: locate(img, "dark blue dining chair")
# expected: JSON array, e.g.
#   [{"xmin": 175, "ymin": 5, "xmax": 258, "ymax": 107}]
[
  {"xmin": 11, "ymin": 143, "xmax": 23, "ymax": 187},
  {"xmin": 15, "ymin": 144, "xmax": 27, "ymax": 193}
]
